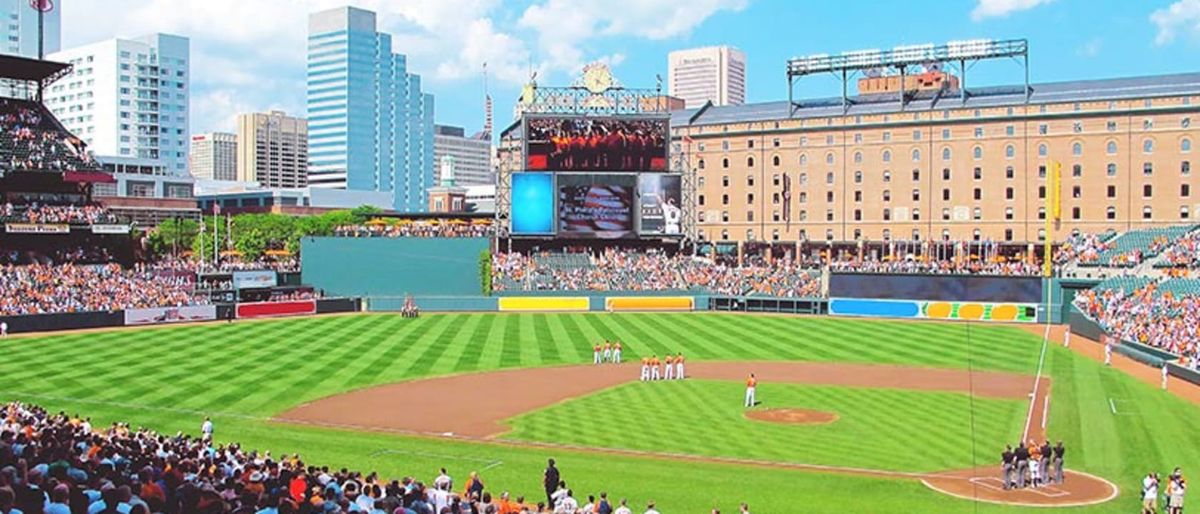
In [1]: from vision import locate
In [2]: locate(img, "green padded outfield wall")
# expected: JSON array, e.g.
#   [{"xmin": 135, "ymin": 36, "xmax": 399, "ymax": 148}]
[{"xmin": 300, "ymin": 236, "xmax": 489, "ymax": 297}]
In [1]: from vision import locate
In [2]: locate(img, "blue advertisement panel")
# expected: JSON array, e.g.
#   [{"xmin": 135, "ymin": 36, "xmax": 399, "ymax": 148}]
[{"xmin": 511, "ymin": 172, "xmax": 555, "ymax": 235}]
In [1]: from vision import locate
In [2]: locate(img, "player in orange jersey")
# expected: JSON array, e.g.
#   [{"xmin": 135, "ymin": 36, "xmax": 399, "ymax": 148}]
[
  {"xmin": 613, "ymin": 341, "xmax": 623, "ymax": 363},
  {"xmin": 674, "ymin": 353, "xmax": 685, "ymax": 380},
  {"xmin": 663, "ymin": 355, "xmax": 675, "ymax": 380},
  {"xmin": 650, "ymin": 355, "xmax": 661, "ymax": 381},
  {"xmin": 640, "ymin": 357, "xmax": 650, "ymax": 382},
  {"xmin": 593, "ymin": 343, "xmax": 602, "ymax": 365},
  {"xmin": 744, "ymin": 373, "xmax": 758, "ymax": 407}
]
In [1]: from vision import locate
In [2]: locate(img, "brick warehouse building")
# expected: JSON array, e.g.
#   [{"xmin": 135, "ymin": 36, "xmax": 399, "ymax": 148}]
[{"xmin": 671, "ymin": 72, "xmax": 1200, "ymax": 244}]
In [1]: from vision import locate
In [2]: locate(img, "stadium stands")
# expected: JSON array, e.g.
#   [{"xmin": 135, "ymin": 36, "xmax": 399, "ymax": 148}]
[
  {"xmin": 1090, "ymin": 225, "xmax": 1196, "ymax": 267},
  {"xmin": 0, "ymin": 98, "xmax": 99, "ymax": 175},
  {"xmin": 333, "ymin": 221, "xmax": 493, "ymax": 238},
  {"xmin": 0, "ymin": 401, "xmax": 558, "ymax": 514},
  {"xmin": 1074, "ymin": 280, "xmax": 1200, "ymax": 370},
  {"xmin": 0, "ymin": 263, "xmax": 204, "ymax": 315},
  {"xmin": 493, "ymin": 248, "xmax": 823, "ymax": 297}
]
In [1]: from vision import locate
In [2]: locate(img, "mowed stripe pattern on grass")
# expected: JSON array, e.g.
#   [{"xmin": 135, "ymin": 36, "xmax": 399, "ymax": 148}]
[
  {"xmin": 0, "ymin": 313, "xmax": 1041, "ymax": 420},
  {"xmin": 502, "ymin": 380, "xmax": 1027, "ymax": 473}
]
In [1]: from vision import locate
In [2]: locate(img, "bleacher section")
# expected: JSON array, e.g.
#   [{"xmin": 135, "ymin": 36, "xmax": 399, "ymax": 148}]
[
  {"xmin": 1091, "ymin": 225, "xmax": 1196, "ymax": 267},
  {"xmin": 1157, "ymin": 278, "xmax": 1200, "ymax": 298},
  {"xmin": 0, "ymin": 98, "xmax": 99, "ymax": 175},
  {"xmin": 1092, "ymin": 275, "xmax": 1155, "ymax": 293}
]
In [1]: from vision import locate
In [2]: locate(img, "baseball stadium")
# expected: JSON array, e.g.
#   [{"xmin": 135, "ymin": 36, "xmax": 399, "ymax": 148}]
[{"xmin": 2, "ymin": 32, "xmax": 1200, "ymax": 514}]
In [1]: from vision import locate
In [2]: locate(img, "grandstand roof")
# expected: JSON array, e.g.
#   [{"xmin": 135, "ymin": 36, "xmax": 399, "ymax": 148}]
[
  {"xmin": 0, "ymin": 55, "xmax": 70, "ymax": 83},
  {"xmin": 671, "ymin": 71, "xmax": 1200, "ymax": 127}
]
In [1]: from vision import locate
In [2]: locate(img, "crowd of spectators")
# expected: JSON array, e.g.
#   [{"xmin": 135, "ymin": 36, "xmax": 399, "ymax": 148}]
[
  {"xmin": 1157, "ymin": 231, "xmax": 1200, "ymax": 269},
  {"xmin": 0, "ymin": 402, "xmax": 679, "ymax": 514},
  {"xmin": 150, "ymin": 257, "xmax": 300, "ymax": 274},
  {"xmin": 828, "ymin": 258, "xmax": 1041, "ymax": 276},
  {"xmin": 333, "ymin": 223, "xmax": 493, "ymax": 239},
  {"xmin": 1, "ymin": 202, "xmax": 119, "ymax": 225},
  {"xmin": 0, "ymin": 98, "xmax": 99, "ymax": 174},
  {"xmin": 1074, "ymin": 284, "xmax": 1200, "ymax": 371},
  {"xmin": 1054, "ymin": 232, "xmax": 1111, "ymax": 266},
  {"xmin": 0, "ymin": 263, "xmax": 204, "ymax": 316},
  {"xmin": 493, "ymin": 249, "xmax": 822, "ymax": 297}
]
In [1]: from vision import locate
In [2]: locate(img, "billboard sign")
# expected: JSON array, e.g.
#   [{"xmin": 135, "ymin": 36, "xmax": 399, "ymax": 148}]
[
  {"xmin": 124, "ymin": 305, "xmax": 217, "ymax": 326},
  {"xmin": 525, "ymin": 115, "xmax": 667, "ymax": 172},
  {"xmin": 91, "ymin": 224, "xmax": 130, "ymax": 234},
  {"xmin": 232, "ymin": 270, "xmax": 277, "ymax": 289},
  {"xmin": 557, "ymin": 173, "xmax": 636, "ymax": 239},
  {"xmin": 637, "ymin": 174, "xmax": 682, "ymax": 236},
  {"xmin": 5, "ymin": 223, "xmax": 69, "ymax": 234},
  {"xmin": 511, "ymin": 172, "xmax": 556, "ymax": 235}
]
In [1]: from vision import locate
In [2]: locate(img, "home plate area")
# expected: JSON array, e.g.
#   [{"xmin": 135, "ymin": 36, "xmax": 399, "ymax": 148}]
[{"xmin": 921, "ymin": 467, "xmax": 1119, "ymax": 507}]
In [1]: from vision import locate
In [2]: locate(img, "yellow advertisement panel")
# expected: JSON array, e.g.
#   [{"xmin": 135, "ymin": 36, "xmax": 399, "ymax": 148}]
[
  {"xmin": 497, "ymin": 297, "xmax": 590, "ymax": 312},
  {"xmin": 605, "ymin": 296, "xmax": 694, "ymax": 311}
]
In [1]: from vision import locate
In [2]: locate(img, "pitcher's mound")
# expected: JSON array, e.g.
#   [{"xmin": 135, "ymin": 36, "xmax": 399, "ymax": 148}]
[{"xmin": 745, "ymin": 408, "xmax": 839, "ymax": 425}]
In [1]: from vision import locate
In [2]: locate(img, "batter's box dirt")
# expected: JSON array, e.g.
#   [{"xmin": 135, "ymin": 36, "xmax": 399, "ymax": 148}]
[{"xmin": 923, "ymin": 467, "xmax": 1118, "ymax": 507}]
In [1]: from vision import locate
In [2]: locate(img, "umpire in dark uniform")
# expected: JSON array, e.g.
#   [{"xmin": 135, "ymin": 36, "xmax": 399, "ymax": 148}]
[
  {"xmin": 1014, "ymin": 442, "xmax": 1030, "ymax": 488},
  {"xmin": 1040, "ymin": 440, "xmax": 1053, "ymax": 483},
  {"xmin": 1001, "ymin": 445, "xmax": 1015, "ymax": 490},
  {"xmin": 544, "ymin": 458, "xmax": 560, "ymax": 507},
  {"xmin": 1053, "ymin": 441, "xmax": 1066, "ymax": 484}
]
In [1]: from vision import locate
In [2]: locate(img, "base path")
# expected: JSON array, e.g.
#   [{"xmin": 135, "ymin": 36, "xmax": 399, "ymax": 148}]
[{"xmin": 274, "ymin": 360, "xmax": 1112, "ymax": 508}]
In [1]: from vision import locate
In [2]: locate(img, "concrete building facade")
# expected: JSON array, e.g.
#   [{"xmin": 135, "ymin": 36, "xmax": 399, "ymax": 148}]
[
  {"xmin": 236, "ymin": 110, "xmax": 308, "ymax": 188},
  {"xmin": 0, "ymin": 0, "xmax": 60, "ymax": 58},
  {"xmin": 189, "ymin": 132, "xmax": 237, "ymax": 181},
  {"xmin": 668, "ymin": 46, "xmax": 746, "ymax": 109},
  {"xmin": 672, "ymin": 72, "xmax": 1200, "ymax": 244},
  {"xmin": 45, "ymin": 33, "xmax": 190, "ymax": 175},
  {"xmin": 433, "ymin": 124, "xmax": 491, "ymax": 186},
  {"xmin": 306, "ymin": 6, "xmax": 435, "ymax": 212}
]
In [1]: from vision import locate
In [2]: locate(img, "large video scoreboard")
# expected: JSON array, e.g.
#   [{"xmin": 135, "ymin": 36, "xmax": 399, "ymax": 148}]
[{"xmin": 511, "ymin": 114, "xmax": 680, "ymax": 240}]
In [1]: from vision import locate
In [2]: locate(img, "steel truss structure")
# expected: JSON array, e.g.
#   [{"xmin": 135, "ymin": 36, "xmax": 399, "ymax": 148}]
[
  {"xmin": 495, "ymin": 80, "xmax": 687, "ymax": 249},
  {"xmin": 786, "ymin": 39, "xmax": 1030, "ymax": 115}
]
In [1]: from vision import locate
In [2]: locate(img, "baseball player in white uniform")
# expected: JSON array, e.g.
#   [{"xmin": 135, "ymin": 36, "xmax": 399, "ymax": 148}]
[
  {"xmin": 1063, "ymin": 326, "xmax": 1071, "ymax": 348},
  {"xmin": 663, "ymin": 355, "xmax": 674, "ymax": 380},
  {"xmin": 593, "ymin": 344, "xmax": 602, "ymax": 365},
  {"xmin": 649, "ymin": 356, "xmax": 661, "ymax": 381},
  {"xmin": 640, "ymin": 358, "xmax": 650, "ymax": 382},
  {"xmin": 1104, "ymin": 339, "xmax": 1113, "ymax": 366},
  {"xmin": 674, "ymin": 353, "xmax": 685, "ymax": 380},
  {"xmin": 0, "ymin": 321, "xmax": 7, "ymax": 337},
  {"xmin": 613, "ymin": 342, "xmax": 622, "ymax": 363},
  {"xmin": 1162, "ymin": 362, "xmax": 1169, "ymax": 390},
  {"xmin": 744, "ymin": 373, "xmax": 757, "ymax": 407},
  {"xmin": 602, "ymin": 342, "xmax": 613, "ymax": 363}
]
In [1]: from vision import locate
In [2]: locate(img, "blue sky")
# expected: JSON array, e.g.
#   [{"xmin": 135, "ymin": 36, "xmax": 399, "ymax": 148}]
[{"xmin": 59, "ymin": 0, "xmax": 1200, "ymax": 139}]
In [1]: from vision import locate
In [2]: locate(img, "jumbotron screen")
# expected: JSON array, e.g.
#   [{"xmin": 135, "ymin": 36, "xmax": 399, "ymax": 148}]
[
  {"xmin": 525, "ymin": 116, "xmax": 668, "ymax": 172},
  {"xmin": 638, "ymin": 175, "xmax": 682, "ymax": 236},
  {"xmin": 557, "ymin": 173, "xmax": 637, "ymax": 239}
]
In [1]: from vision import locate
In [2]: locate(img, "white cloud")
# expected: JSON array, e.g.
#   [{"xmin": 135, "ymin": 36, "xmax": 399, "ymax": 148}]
[
  {"xmin": 970, "ymin": 0, "xmax": 1054, "ymax": 21},
  {"xmin": 1076, "ymin": 37, "xmax": 1102, "ymax": 58},
  {"xmin": 519, "ymin": 0, "xmax": 747, "ymax": 75},
  {"xmin": 1151, "ymin": 0, "xmax": 1200, "ymax": 45},
  {"xmin": 58, "ymin": 0, "xmax": 743, "ymax": 133}
]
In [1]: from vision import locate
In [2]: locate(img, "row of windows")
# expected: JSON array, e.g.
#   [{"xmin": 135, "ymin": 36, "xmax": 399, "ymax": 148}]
[
  {"xmin": 701, "ymin": 180, "xmax": 1193, "ymax": 209},
  {"xmin": 699, "ymin": 137, "xmax": 1194, "ymax": 169},
  {"xmin": 706, "ymin": 201, "xmax": 1190, "ymax": 231},
  {"xmin": 700, "ymin": 161, "xmax": 1193, "ymax": 192},
  {"xmin": 714, "ymin": 223, "xmax": 1145, "ymax": 244},
  {"xmin": 697, "ymin": 112, "xmax": 1194, "ymax": 147}
]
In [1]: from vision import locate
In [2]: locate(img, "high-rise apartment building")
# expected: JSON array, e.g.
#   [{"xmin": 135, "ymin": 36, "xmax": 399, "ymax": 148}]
[
  {"xmin": 236, "ymin": 110, "xmax": 308, "ymax": 188},
  {"xmin": 45, "ymin": 33, "xmax": 190, "ymax": 175},
  {"xmin": 306, "ymin": 6, "xmax": 435, "ymax": 212},
  {"xmin": 189, "ymin": 132, "xmax": 237, "ymax": 181},
  {"xmin": 433, "ymin": 124, "xmax": 492, "ymax": 186},
  {"xmin": 0, "ymin": 0, "xmax": 60, "ymax": 58},
  {"xmin": 668, "ymin": 46, "xmax": 746, "ymax": 108}
]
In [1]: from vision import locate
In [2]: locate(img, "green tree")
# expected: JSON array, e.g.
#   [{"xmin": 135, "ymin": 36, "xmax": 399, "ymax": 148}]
[
  {"xmin": 349, "ymin": 205, "xmax": 384, "ymax": 224},
  {"xmin": 147, "ymin": 218, "xmax": 198, "ymax": 258},
  {"xmin": 479, "ymin": 249, "xmax": 493, "ymax": 296}
]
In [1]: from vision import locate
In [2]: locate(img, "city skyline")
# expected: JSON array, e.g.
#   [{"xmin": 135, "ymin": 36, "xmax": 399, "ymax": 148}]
[{"xmin": 48, "ymin": 0, "xmax": 1200, "ymax": 139}]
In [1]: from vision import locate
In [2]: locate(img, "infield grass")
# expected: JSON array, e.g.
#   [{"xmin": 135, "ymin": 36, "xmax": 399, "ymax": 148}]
[{"xmin": 1, "ymin": 313, "xmax": 1197, "ymax": 513}]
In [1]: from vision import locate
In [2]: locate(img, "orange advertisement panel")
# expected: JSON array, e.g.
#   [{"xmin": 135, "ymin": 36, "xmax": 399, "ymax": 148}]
[{"xmin": 605, "ymin": 296, "xmax": 694, "ymax": 312}]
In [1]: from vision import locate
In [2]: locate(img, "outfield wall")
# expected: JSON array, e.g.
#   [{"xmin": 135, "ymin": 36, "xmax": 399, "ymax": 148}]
[
  {"xmin": 301, "ymin": 237, "xmax": 489, "ymax": 297},
  {"xmin": 367, "ymin": 294, "xmax": 707, "ymax": 313}
]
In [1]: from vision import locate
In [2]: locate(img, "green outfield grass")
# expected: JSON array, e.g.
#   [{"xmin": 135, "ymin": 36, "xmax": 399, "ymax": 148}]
[
  {"xmin": 1, "ymin": 312, "xmax": 1197, "ymax": 513},
  {"xmin": 502, "ymin": 380, "xmax": 1026, "ymax": 472}
]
